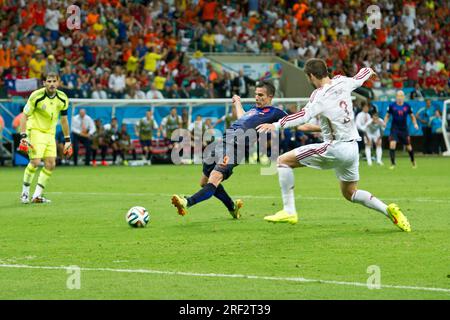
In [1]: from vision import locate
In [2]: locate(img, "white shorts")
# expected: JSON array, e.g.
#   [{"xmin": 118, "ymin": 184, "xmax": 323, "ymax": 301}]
[
  {"xmin": 294, "ymin": 141, "xmax": 360, "ymax": 182},
  {"xmin": 364, "ymin": 133, "xmax": 381, "ymax": 144}
]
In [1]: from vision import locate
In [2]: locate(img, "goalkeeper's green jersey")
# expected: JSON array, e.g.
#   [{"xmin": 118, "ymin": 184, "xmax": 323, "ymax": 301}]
[{"xmin": 24, "ymin": 87, "xmax": 69, "ymax": 135}]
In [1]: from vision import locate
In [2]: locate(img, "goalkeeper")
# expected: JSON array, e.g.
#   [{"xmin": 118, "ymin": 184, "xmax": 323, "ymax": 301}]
[{"xmin": 19, "ymin": 72, "xmax": 72, "ymax": 203}]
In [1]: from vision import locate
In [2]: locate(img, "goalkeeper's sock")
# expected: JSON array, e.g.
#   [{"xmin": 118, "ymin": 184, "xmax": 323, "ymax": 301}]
[
  {"xmin": 23, "ymin": 163, "xmax": 37, "ymax": 194},
  {"xmin": 33, "ymin": 168, "xmax": 53, "ymax": 198},
  {"xmin": 351, "ymin": 189, "xmax": 388, "ymax": 217},
  {"xmin": 214, "ymin": 184, "xmax": 235, "ymax": 211},
  {"xmin": 186, "ymin": 183, "xmax": 217, "ymax": 207},
  {"xmin": 278, "ymin": 164, "xmax": 297, "ymax": 214}
]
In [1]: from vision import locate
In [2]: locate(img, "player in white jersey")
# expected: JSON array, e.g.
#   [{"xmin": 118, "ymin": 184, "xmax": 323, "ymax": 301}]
[
  {"xmin": 257, "ymin": 58, "xmax": 411, "ymax": 232},
  {"xmin": 362, "ymin": 112, "xmax": 385, "ymax": 166},
  {"xmin": 355, "ymin": 102, "xmax": 371, "ymax": 134}
]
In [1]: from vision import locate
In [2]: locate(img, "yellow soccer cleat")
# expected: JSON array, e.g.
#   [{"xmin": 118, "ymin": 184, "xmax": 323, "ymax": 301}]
[
  {"xmin": 264, "ymin": 210, "xmax": 298, "ymax": 225},
  {"xmin": 229, "ymin": 199, "xmax": 243, "ymax": 219},
  {"xmin": 171, "ymin": 194, "xmax": 189, "ymax": 216},
  {"xmin": 387, "ymin": 203, "xmax": 411, "ymax": 232}
]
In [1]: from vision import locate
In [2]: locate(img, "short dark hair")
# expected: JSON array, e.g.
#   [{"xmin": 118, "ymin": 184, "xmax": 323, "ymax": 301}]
[
  {"xmin": 45, "ymin": 72, "xmax": 59, "ymax": 80},
  {"xmin": 256, "ymin": 80, "xmax": 275, "ymax": 97},
  {"xmin": 304, "ymin": 58, "xmax": 329, "ymax": 80}
]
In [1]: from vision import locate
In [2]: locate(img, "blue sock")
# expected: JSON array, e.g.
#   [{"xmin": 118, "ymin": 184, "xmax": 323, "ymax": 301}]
[
  {"xmin": 187, "ymin": 183, "xmax": 217, "ymax": 207},
  {"xmin": 214, "ymin": 184, "xmax": 235, "ymax": 211}
]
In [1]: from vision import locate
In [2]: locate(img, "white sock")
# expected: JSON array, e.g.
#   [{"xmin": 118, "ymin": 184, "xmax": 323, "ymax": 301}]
[
  {"xmin": 278, "ymin": 164, "xmax": 297, "ymax": 214},
  {"xmin": 22, "ymin": 184, "xmax": 30, "ymax": 195},
  {"xmin": 376, "ymin": 146, "xmax": 382, "ymax": 163},
  {"xmin": 33, "ymin": 185, "xmax": 44, "ymax": 199},
  {"xmin": 365, "ymin": 146, "xmax": 372, "ymax": 165},
  {"xmin": 351, "ymin": 190, "xmax": 388, "ymax": 217}
]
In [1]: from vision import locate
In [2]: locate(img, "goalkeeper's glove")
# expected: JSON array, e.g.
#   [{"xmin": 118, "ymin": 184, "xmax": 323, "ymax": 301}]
[
  {"xmin": 19, "ymin": 133, "xmax": 33, "ymax": 152},
  {"xmin": 63, "ymin": 137, "xmax": 73, "ymax": 158}
]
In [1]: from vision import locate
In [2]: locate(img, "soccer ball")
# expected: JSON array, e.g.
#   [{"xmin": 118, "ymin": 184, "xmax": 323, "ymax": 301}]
[{"xmin": 125, "ymin": 206, "xmax": 150, "ymax": 228}]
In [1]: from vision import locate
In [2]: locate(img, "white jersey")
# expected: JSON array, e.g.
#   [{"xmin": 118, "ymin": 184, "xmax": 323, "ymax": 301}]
[
  {"xmin": 363, "ymin": 118, "xmax": 385, "ymax": 136},
  {"xmin": 274, "ymin": 68, "xmax": 375, "ymax": 143},
  {"xmin": 355, "ymin": 111, "xmax": 371, "ymax": 132}
]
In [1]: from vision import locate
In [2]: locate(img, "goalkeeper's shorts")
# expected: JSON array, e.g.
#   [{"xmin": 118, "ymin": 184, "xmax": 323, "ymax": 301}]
[{"xmin": 28, "ymin": 129, "xmax": 57, "ymax": 159}]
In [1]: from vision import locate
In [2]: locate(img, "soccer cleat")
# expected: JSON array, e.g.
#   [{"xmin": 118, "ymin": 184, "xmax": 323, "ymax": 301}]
[
  {"xmin": 101, "ymin": 160, "xmax": 108, "ymax": 166},
  {"xmin": 92, "ymin": 160, "xmax": 97, "ymax": 167},
  {"xmin": 31, "ymin": 196, "xmax": 52, "ymax": 204},
  {"xmin": 229, "ymin": 199, "xmax": 243, "ymax": 219},
  {"xmin": 171, "ymin": 194, "xmax": 188, "ymax": 216},
  {"xmin": 377, "ymin": 161, "xmax": 384, "ymax": 166},
  {"xmin": 387, "ymin": 203, "xmax": 411, "ymax": 232},
  {"xmin": 264, "ymin": 210, "xmax": 298, "ymax": 224},
  {"xmin": 20, "ymin": 192, "xmax": 30, "ymax": 204},
  {"xmin": 412, "ymin": 163, "xmax": 417, "ymax": 169},
  {"xmin": 389, "ymin": 165, "xmax": 395, "ymax": 170},
  {"xmin": 123, "ymin": 160, "xmax": 129, "ymax": 166}
]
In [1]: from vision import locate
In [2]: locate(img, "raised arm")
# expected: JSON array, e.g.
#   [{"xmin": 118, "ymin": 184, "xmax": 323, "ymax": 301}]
[
  {"xmin": 232, "ymin": 95, "xmax": 245, "ymax": 119},
  {"xmin": 350, "ymin": 68, "xmax": 376, "ymax": 90}
]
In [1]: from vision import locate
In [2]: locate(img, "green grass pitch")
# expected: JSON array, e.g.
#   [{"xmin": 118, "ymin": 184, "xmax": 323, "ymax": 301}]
[{"xmin": 0, "ymin": 155, "xmax": 449, "ymax": 299}]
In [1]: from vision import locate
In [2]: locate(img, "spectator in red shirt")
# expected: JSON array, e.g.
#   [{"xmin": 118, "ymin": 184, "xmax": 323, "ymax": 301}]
[
  {"xmin": 405, "ymin": 53, "xmax": 421, "ymax": 87},
  {"xmin": 425, "ymin": 70, "xmax": 440, "ymax": 89},
  {"xmin": 201, "ymin": 0, "xmax": 218, "ymax": 23}
]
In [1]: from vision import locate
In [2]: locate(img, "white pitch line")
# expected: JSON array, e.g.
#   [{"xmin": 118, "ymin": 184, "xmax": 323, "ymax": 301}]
[
  {"xmin": 0, "ymin": 264, "xmax": 449, "ymax": 294},
  {"xmin": 1, "ymin": 191, "xmax": 448, "ymax": 203},
  {"xmin": 49, "ymin": 192, "xmax": 450, "ymax": 203}
]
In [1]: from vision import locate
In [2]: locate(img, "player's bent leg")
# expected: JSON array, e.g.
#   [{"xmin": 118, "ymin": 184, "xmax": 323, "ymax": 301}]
[
  {"xmin": 172, "ymin": 171, "xmax": 224, "ymax": 216},
  {"xmin": 21, "ymin": 158, "xmax": 41, "ymax": 204},
  {"xmin": 343, "ymin": 181, "xmax": 411, "ymax": 232},
  {"xmin": 343, "ymin": 181, "xmax": 387, "ymax": 215},
  {"xmin": 32, "ymin": 157, "xmax": 55, "ymax": 204},
  {"xmin": 264, "ymin": 151, "xmax": 301, "ymax": 224}
]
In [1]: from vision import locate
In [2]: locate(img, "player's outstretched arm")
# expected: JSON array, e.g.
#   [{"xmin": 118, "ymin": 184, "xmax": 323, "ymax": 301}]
[
  {"xmin": 351, "ymin": 67, "xmax": 376, "ymax": 89},
  {"xmin": 232, "ymin": 95, "xmax": 245, "ymax": 119},
  {"xmin": 297, "ymin": 123, "xmax": 321, "ymax": 132}
]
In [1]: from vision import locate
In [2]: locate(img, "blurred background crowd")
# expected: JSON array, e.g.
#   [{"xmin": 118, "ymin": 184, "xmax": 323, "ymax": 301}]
[{"xmin": 0, "ymin": 0, "xmax": 448, "ymax": 100}]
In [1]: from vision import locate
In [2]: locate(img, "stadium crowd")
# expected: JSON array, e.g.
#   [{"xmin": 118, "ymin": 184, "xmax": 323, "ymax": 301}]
[{"xmin": 0, "ymin": 0, "xmax": 448, "ymax": 101}]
